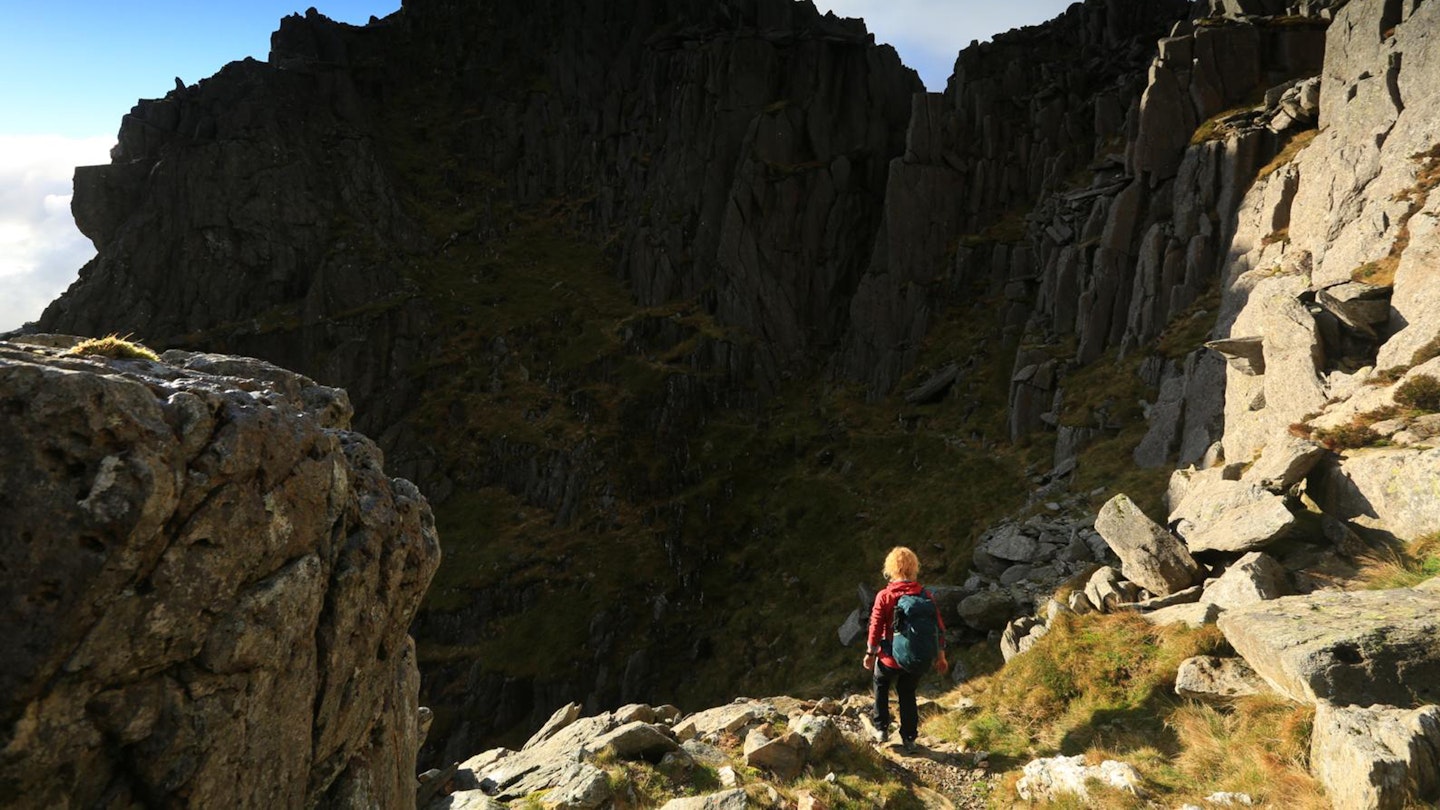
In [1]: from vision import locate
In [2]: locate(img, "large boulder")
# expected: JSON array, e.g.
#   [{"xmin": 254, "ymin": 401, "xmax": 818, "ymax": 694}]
[
  {"xmin": 1168, "ymin": 478, "xmax": 1296, "ymax": 553},
  {"xmin": 1310, "ymin": 702, "xmax": 1440, "ymax": 810},
  {"xmin": 1217, "ymin": 585, "xmax": 1440, "ymax": 708},
  {"xmin": 0, "ymin": 341, "xmax": 440, "ymax": 809},
  {"xmin": 1094, "ymin": 494, "xmax": 1200, "ymax": 596}
]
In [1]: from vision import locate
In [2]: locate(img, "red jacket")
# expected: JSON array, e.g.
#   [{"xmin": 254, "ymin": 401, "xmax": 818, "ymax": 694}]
[{"xmin": 867, "ymin": 580, "xmax": 946, "ymax": 670}]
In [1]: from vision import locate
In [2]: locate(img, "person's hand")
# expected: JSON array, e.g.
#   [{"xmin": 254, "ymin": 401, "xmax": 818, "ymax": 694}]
[
  {"xmin": 863, "ymin": 652, "xmax": 876, "ymax": 670},
  {"xmin": 934, "ymin": 651, "xmax": 949, "ymax": 675}
]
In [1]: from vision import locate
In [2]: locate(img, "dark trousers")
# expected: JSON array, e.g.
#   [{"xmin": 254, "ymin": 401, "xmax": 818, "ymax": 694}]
[{"xmin": 871, "ymin": 661, "xmax": 921, "ymax": 740}]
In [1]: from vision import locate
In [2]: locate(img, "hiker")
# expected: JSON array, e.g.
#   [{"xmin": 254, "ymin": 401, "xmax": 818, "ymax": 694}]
[{"xmin": 863, "ymin": 546, "xmax": 948, "ymax": 752}]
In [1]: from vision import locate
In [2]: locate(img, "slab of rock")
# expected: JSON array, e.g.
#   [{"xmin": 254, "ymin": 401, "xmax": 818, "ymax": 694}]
[
  {"xmin": 1169, "ymin": 479, "xmax": 1295, "ymax": 553},
  {"xmin": 538, "ymin": 762, "xmax": 612, "ymax": 810},
  {"xmin": 525, "ymin": 702, "xmax": 583, "ymax": 750},
  {"xmin": 431, "ymin": 790, "xmax": 508, "ymax": 810},
  {"xmin": 1218, "ymin": 587, "xmax": 1440, "ymax": 707},
  {"xmin": 1310, "ymin": 702, "xmax": 1440, "ymax": 810},
  {"xmin": 1207, "ymin": 336, "xmax": 1265, "ymax": 375},
  {"xmin": 1200, "ymin": 552, "xmax": 1288, "ymax": 610},
  {"xmin": 1142, "ymin": 602, "xmax": 1220, "ymax": 629},
  {"xmin": 1095, "ymin": 494, "xmax": 1200, "ymax": 596},
  {"xmin": 973, "ymin": 525, "xmax": 1042, "ymax": 575},
  {"xmin": 673, "ymin": 701, "xmax": 773, "ymax": 742},
  {"xmin": 1317, "ymin": 281, "xmax": 1392, "ymax": 336},
  {"xmin": 592, "ymin": 722, "xmax": 678, "ymax": 762},
  {"xmin": 1175, "ymin": 656, "xmax": 1270, "ymax": 702}
]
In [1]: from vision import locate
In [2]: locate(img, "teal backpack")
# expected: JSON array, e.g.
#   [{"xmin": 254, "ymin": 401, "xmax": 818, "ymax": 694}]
[{"xmin": 891, "ymin": 590, "xmax": 941, "ymax": 673}]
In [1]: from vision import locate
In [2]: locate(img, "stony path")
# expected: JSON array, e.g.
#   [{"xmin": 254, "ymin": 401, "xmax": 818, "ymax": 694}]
[
  {"xmin": 875, "ymin": 737, "xmax": 997, "ymax": 810},
  {"xmin": 827, "ymin": 706, "xmax": 999, "ymax": 809}
]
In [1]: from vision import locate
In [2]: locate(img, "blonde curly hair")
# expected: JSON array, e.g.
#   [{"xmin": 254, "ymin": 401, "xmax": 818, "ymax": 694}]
[{"xmin": 882, "ymin": 546, "xmax": 920, "ymax": 581}]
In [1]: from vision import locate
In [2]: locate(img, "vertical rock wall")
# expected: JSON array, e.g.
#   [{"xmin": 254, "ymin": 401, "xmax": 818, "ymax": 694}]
[{"xmin": 1204, "ymin": 0, "xmax": 1440, "ymax": 541}]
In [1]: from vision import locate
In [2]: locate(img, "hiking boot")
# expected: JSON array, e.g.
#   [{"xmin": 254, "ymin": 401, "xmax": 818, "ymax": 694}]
[{"xmin": 901, "ymin": 736, "xmax": 918, "ymax": 754}]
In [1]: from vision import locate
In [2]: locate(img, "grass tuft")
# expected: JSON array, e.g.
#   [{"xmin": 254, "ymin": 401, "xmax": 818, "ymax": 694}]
[
  {"xmin": 64, "ymin": 334, "xmax": 161, "ymax": 362},
  {"xmin": 1356, "ymin": 531, "xmax": 1440, "ymax": 590},
  {"xmin": 1394, "ymin": 374, "xmax": 1440, "ymax": 412}
]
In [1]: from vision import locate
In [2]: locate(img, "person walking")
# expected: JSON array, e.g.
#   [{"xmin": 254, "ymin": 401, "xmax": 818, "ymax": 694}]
[{"xmin": 863, "ymin": 546, "xmax": 948, "ymax": 753}]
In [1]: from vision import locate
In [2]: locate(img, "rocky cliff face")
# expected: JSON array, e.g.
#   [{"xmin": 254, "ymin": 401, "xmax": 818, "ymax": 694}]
[
  {"xmin": 0, "ymin": 337, "xmax": 439, "ymax": 808},
  {"xmin": 29, "ymin": 0, "xmax": 1440, "ymax": 779},
  {"xmin": 41, "ymin": 0, "xmax": 918, "ymax": 398}
]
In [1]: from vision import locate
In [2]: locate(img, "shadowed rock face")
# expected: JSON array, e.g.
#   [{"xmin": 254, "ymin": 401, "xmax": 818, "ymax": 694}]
[
  {"xmin": 39, "ymin": 0, "xmax": 920, "ymax": 401},
  {"xmin": 0, "ymin": 338, "xmax": 440, "ymax": 809}
]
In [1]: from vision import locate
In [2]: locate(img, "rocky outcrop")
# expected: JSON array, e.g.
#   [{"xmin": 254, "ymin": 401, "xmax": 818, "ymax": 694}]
[
  {"xmin": 839, "ymin": 0, "xmax": 1197, "ymax": 399},
  {"xmin": 0, "ymin": 337, "xmax": 440, "ymax": 808}
]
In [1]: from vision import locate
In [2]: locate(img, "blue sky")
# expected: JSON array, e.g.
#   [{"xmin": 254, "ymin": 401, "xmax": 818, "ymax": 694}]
[{"xmin": 0, "ymin": 0, "xmax": 1076, "ymax": 331}]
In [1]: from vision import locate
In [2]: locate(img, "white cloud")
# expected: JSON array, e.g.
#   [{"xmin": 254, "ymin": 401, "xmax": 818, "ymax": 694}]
[
  {"xmin": 817, "ymin": 0, "xmax": 1078, "ymax": 88},
  {"xmin": 0, "ymin": 135, "xmax": 114, "ymax": 332}
]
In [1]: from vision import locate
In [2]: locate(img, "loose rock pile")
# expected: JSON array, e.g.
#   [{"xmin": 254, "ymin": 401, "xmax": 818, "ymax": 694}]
[{"xmin": 421, "ymin": 696, "xmax": 983, "ymax": 810}]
